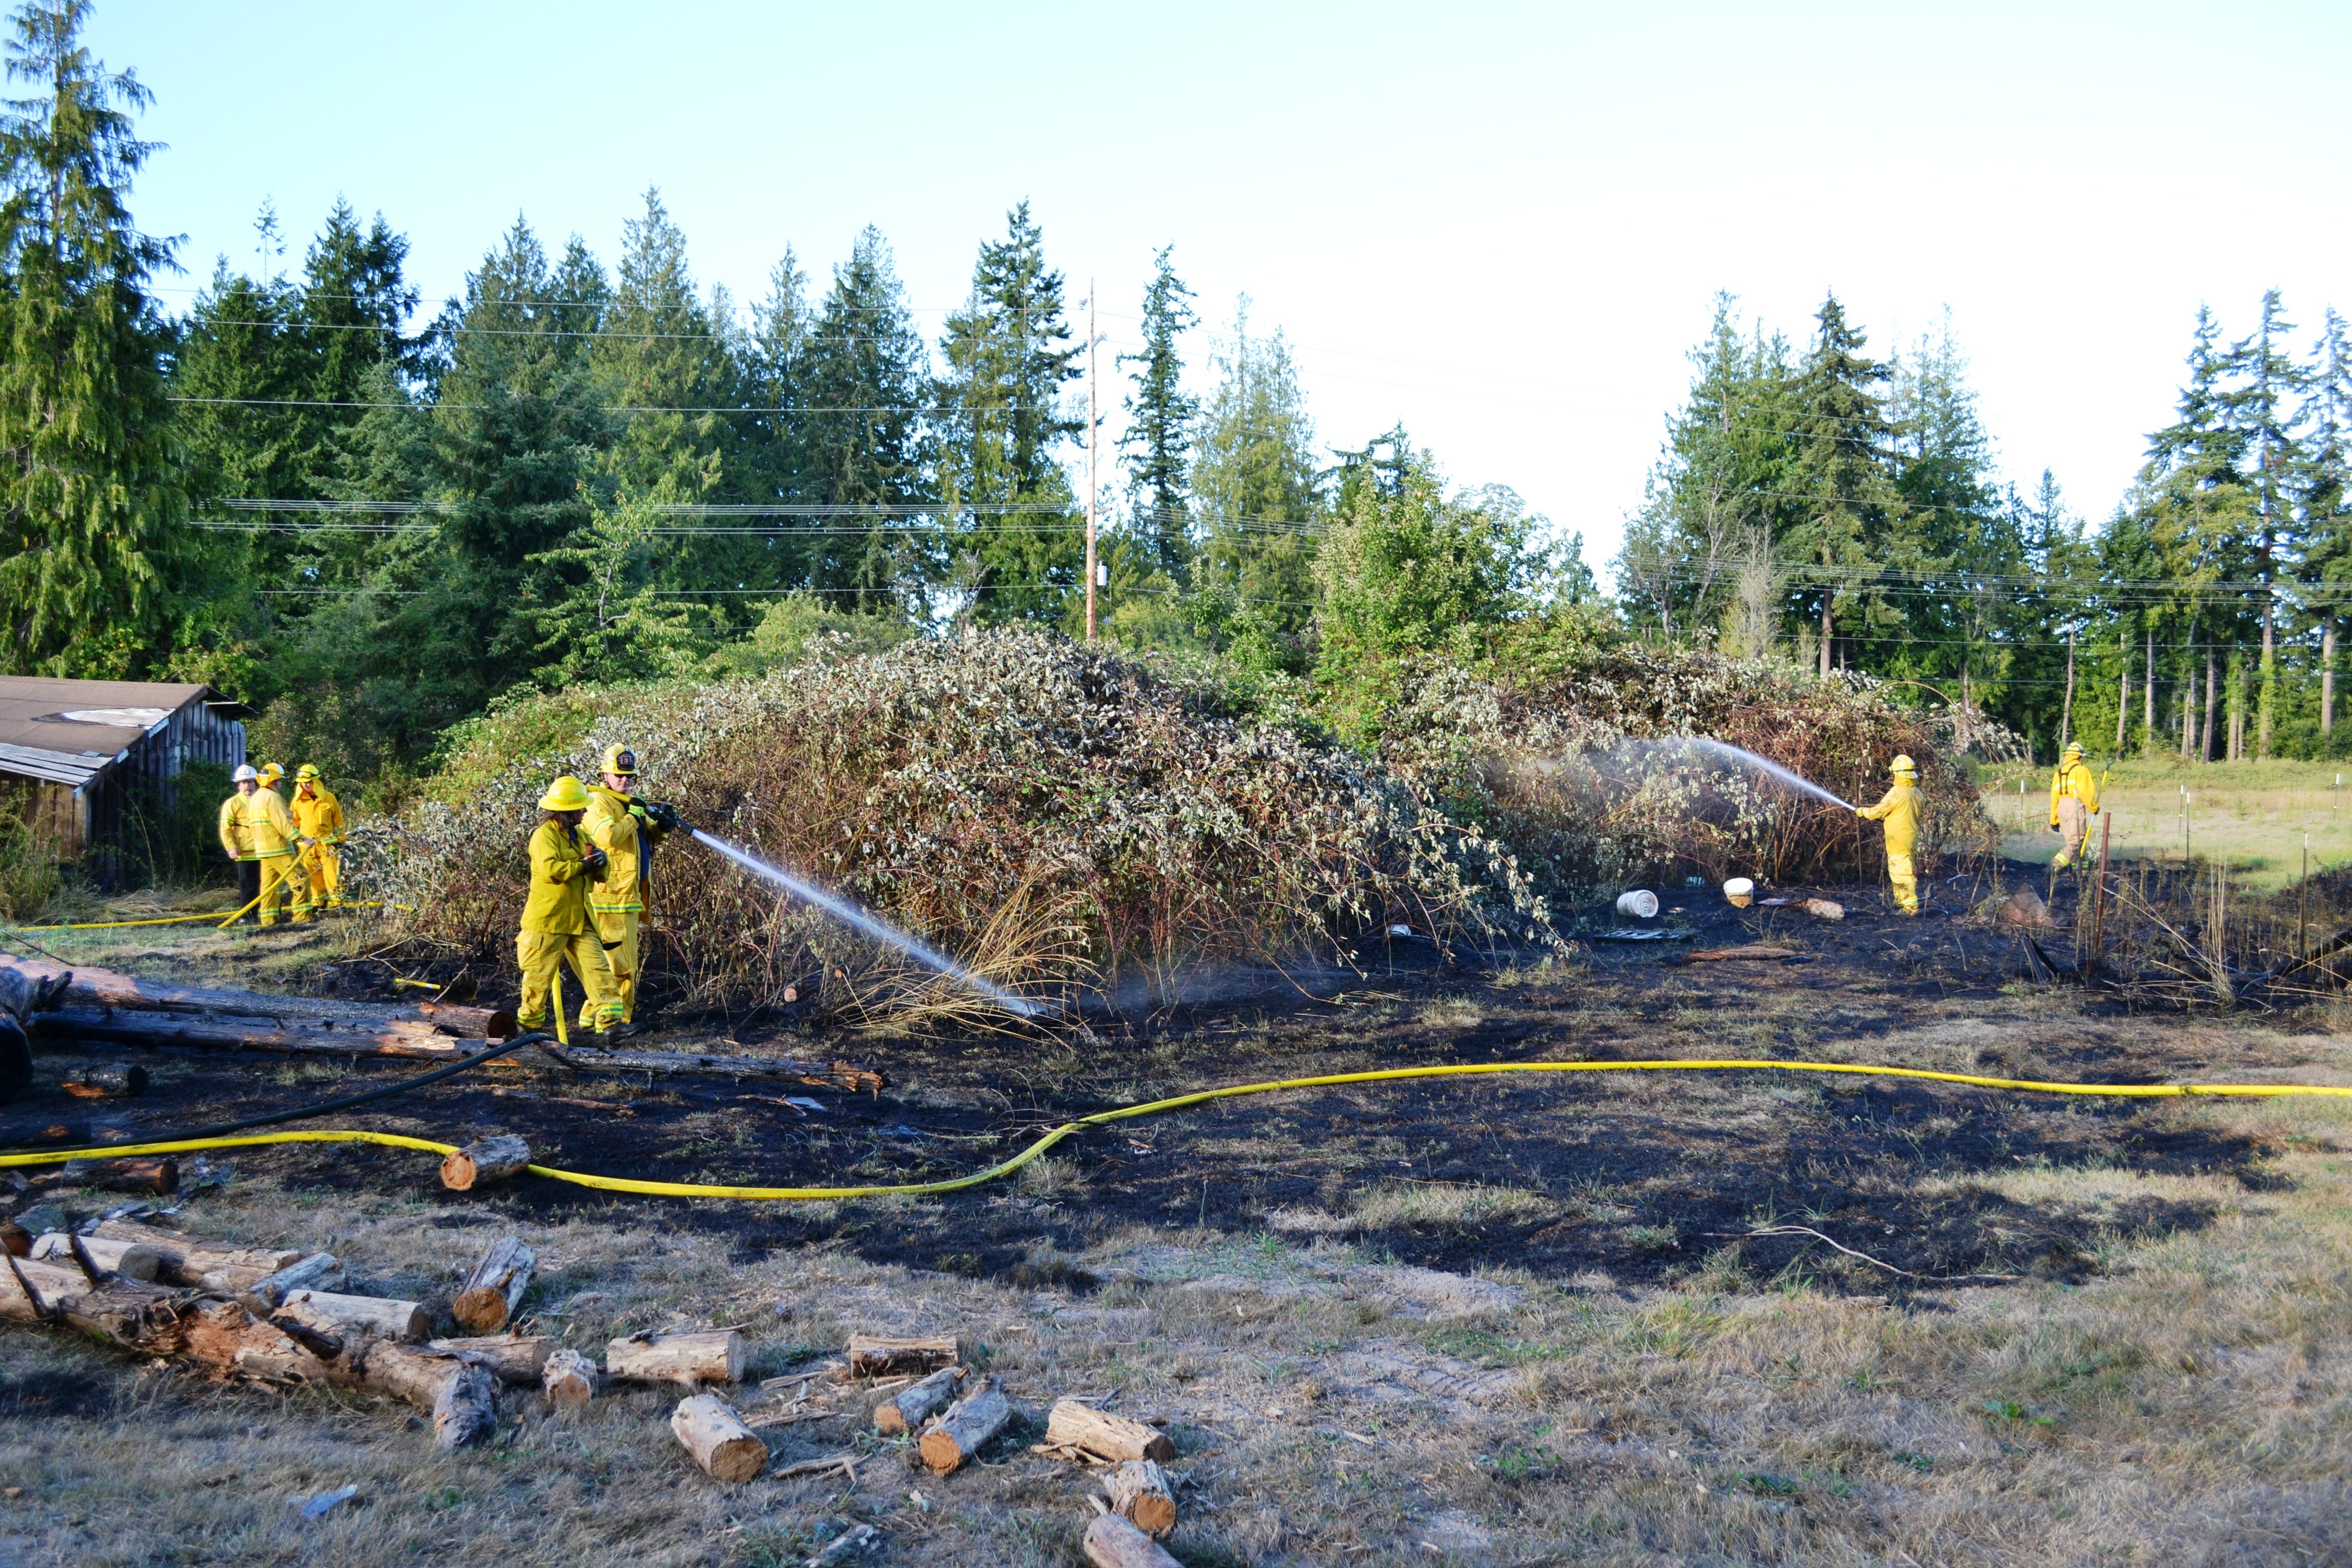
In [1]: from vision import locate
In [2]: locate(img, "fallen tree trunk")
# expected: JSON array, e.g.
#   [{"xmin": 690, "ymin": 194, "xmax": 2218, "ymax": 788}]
[
  {"xmin": 1104, "ymin": 1459, "xmax": 1178, "ymax": 1537},
  {"xmin": 30, "ymin": 1006, "xmax": 474, "ymax": 1062},
  {"xmin": 918, "ymin": 1375, "xmax": 1010, "ymax": 1474},
  {"xmin": 0, "ymin": 953, "xmax": 501, "ymax": 1037},
  {"xmin": 451, "ymin": 1237, "xmax": 534, "ymax": 1329},
  {"xmin": 1083, "ymin": 1511, "xmax": 1183, "ymax": 1568},
  {"xmin": 606, "ymin": 1329, "xmax": 743, "ymax": 1386},
  {"xmin": 873, "ymin": 1364, "xmax": 964, "ymax": 1434},
  {"xmin": 359, "ymin": 1342, "xmax": 499, "ymax": 1450},
  {"xmin": 846, "ymin": 1333, "xmax": 960, "ymax": 1377},
  {"xmin": 542, "ymin": 1346, "xmax": 597, "ymax": 1407},
  {"xmin": 1046, "ymin": 1399, "xmax": 1175, "ymax": 1463},
  {"xmin": 671, "ymin": 1394, "xmax": 768, "ymax": 1482},
  {"xmin": 431, "ymin": 1333, "xmax": 553, "ymax": 1386},
  {"xmin": 89, "ymin": 1219, "xmax": 302, "ymax": 1291},
  {"xmin": 443, "ymin": 1140, "xmax": 533, "ymax": 1196},
  {"xmin": 3, "ymin": 1255, "xmax": 332, "ymax": 1381}
]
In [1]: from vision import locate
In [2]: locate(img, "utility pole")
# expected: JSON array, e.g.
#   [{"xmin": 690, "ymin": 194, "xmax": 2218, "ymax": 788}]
[
  {"xmin": 1085, "ymin": 279, "xmax": 1099, "ymax": 644},
  {"xmin": 2060, "ymin": 624, "xmax": 2076, "ymax": 748}
]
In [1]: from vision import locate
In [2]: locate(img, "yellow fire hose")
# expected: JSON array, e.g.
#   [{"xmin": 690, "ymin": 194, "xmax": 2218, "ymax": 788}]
[{"xmin": 3, "ymin": 1058, "xmax": 2349, "ymax": 1203}]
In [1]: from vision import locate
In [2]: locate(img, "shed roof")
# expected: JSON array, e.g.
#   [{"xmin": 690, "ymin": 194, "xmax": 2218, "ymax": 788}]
[{"xmin": 0, "ymin": 678, "xmax": 250, "ymax": 789}]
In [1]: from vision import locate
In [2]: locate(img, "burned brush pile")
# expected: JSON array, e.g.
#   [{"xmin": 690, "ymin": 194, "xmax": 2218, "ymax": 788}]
[
  {"xmin": 1382, "ymin": 649, "xmax": 1997, "ymax": 903},
  {"xmin": 379, "ymin": 633, "xmax": 1551, "ymax": 1019}
]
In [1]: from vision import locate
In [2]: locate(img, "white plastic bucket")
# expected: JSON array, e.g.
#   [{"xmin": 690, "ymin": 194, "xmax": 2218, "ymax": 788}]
[
  {"xmin": 1615, "ymin": 889, "xmax": 1660, "ymax": 919},
  {"xmin": 1723, "ymin": 877, "xmax": 1755, "ymax": 908}
]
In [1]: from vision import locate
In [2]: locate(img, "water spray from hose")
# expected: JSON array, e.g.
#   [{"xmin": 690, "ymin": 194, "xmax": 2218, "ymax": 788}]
[
  {"xmin": 1680, "ymin": 739, "xmax": 1857, "ymax": 812},
  {"xmin": 687, "ymin": 828, "xmax": 1040, "ymax": 1018}
]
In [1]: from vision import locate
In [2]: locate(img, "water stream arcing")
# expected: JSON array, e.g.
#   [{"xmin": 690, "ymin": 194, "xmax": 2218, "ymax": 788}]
[
  {"xmin": 1677, "ymin": 739, "xmax": 1858, "ymax": 812},
  {"xmin": 689, "ymin": 828, "xmax": 1040, "ymax": 1017}
]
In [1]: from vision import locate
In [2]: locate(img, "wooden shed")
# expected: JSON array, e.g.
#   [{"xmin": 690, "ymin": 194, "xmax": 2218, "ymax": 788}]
[{"xmin": 0, "ymin": 677, "xmax": 252, "ymax": 884}]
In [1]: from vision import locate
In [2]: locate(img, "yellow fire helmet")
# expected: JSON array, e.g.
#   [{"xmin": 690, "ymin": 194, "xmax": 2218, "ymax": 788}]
[
  {"xmin": 2063, "ymin": 740, "xmax": 2084, "ymax": 757},
  {"xmin": 601, "ymin": 744, "xmax": 639, "ymax": 777},
  {"xmin": 259, "ymin": 762, "xmax": 284, "ymax": 786},
  {"xmin": 538, "ymin": 775, "xmax": 591, "ymax": 813},
  {"xmin": 1889, "ymin": 754, "xmax": 1918, "ymax": 776},
  {"xmin": 295, "ymin": 764, "xmax": 321, "ymax": 784}
]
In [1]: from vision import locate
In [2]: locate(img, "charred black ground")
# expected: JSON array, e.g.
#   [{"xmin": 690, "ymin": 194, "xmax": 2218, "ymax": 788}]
[{"xmin": 6, "ymin": 860, "xmax": 2327, "ymax": 1298}]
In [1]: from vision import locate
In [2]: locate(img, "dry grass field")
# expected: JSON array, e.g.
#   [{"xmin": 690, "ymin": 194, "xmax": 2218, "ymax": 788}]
[
  {"xmin": 1981, "ymin": 756, "xmax": 2352, "ymax": 891},
  {"xmin": 4, "ymin": 887, "xmax": 2350, "ymax": 1566}
]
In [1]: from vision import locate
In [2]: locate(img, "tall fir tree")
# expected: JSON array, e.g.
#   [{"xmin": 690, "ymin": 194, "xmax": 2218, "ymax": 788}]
[
  {"xmin": 800, "ymin": 226, "xmax": 929, "ymax": 611},
  {"xmin": 1782, "ymin": 293, "xmax": 1903, "ymax": 678},
  {"xmin": 0, "ymin": 0, "xmax": 181, "ymax": 677},
  {"xmin": 1189, "ymin": 298, "xmax": 1320, "ymax": 652},
  {"xmin": 2295, "ymin": 308, "xmax": 2352, "ymax": 743},
  {"xmin": 934, "ymin": 200, "xmax": 1081, "ymax": 625},
  {"xmin": 1117, "ymin": 244, "xmax": 1198, "ymax": 580},
  {"xmin": 2221, "ymin": 289, "xmax": 2302, "ymax": 756}
]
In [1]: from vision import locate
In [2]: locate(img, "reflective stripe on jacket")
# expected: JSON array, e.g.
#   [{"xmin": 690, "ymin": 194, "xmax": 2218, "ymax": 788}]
[
  {"xmin": 244, "ymin": 788, "xmax": 297, "ymax": 857},
  {"xmin": 218, "ymin": 794, "xmax": 253, "ymax": 860},
  {"xmin": 583, "ymin": 786, "xmax": 650, "ymax": 914},
  {"xmin": 291, "ymin": 785, "xmax": 345, "ymax": 845}
]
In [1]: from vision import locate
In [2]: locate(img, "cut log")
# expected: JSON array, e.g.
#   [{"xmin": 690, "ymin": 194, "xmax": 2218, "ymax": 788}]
[
  {"xmin": 1082, "ymin": 1511, "xmax": 1183, "ymax": 1568},
  {"xmin": 359, "ymin": 1341, "xmax": 498, "ymax": 1450},
  {"xmin": 440, "ymin": 1136, "xmax": 533, "ymax": 1194},
  {"xmin": 873, "ymin": 1364, "xmax": 965, "ymax": 1434},
  {"xmin": 60, "ymin": 1157, "xmax": 176, "ymax": 1195},
  {"xmin": 414, "ymin": 1001, "xmax": 518, "ymax": 1040},
  {"xmin": 240, "ymin": 1252, "xmax": 344, "ymax": 1310},
  {"xmin": 450, "ymin": 1237, "xmax": 535, "ymax": 1331},
  {"xmin": 606, "ymin": 1329, "xmax": 744, "ymax": 1386},
  {"xmin": 30, "ymin": 1005, "xmax": 477, "ymax": 1062},
  {"xmin": 1046, "ymin": 1399, "xmax": 1175, "ymax": 1463},
  {"xmin": 29, "ymin": 1232, "xmax": 161, "ymax": 1282},
  {"xmin": 177, "ymin": 1295, "xmax": 335, "ymax": 1381},
  {"xmin": 917, "ymin": 1375, "xmax": 1010, "ymax": 1474},
  {"xmin": 277, "ymin": 1287, "xmax": 429, "ymax": 1344},
  {"xmin": 1680, "ymin": 945, "xmax": 1810, "ymax": 964},
  {"xmin": 2, "ymin": 1251, "xmax": 333, "ymax": 1380},
  {"xmin": 90, "ymin": 1220, "xmax": 303, "ymax": 1291},
  {"xmin": 1104, "ymin": 1459, "xmax": 1178, "ymax": 1537},
  {"xmin": 431, "ymin": 1333, "xmax": 554, "ymax": 1386},
  {"xmin": 61, "ymin": 1063, "xmax": 149, "ymax": 1098},
  {"xmin": 542, "ymin": 1346, "xmax": 597, "ymax": 1408},
  {"xmin": 846, "ymin": 1333, "xmax": 960, "ymax": 1377},
  {"xmin": 0, "ymin": 1221, "xmax": 26, "ymax": 1259},
  {"xmin": 671, "ymin": 1393, "xmax": 768, "ymax": 1482}
]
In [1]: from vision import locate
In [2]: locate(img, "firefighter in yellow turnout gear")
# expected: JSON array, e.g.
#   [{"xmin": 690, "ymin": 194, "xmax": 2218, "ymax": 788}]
[
  {"xmin": 582, "ymin": 745, "xmax": 669, "ymax": 1031},
  {"xmin": 1856, "ymin": 755, "xmax": 1924, "ymax": 915},
  {"xmin": 514, "ymin": 775, "xmax": 625, "ymax": 1036},
  {"xmin": 217, "ymin": 765, "xmax": 262, "ymax": 922},
  {"xmin": 2049, "ymin": 740, "xmax": 2099, "ymax": 870},
  {"xmin": 240, "ymin": 767, "xmax": 301, "ymax": 924},
  {"xmin": 289, "ymin": 765, "xmax": 346, "ymax": 918}
]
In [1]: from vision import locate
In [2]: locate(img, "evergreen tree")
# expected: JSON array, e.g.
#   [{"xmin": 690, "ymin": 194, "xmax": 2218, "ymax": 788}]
[
  {"xmin": 0, "ymin": 0, "xmax": 181, "ymax": 677},
  {"xmin": 800, "ymin": 226, "xmax": 929, "ymax": 612},
  {"xmin": 934, "ymin": 201, "xmax": 1081, "ymax": 625},
  {"xmin": 1117, "ymin": 244, "xmax": 1197, "ymax": 579},
  {"xmin": 2295, "ymin": 308, "xmax": 2352, "ymax": 745},
  {"xmin": 2221, "ymin": 289, "xmax": 2302, "ymax": 756},
  {"xmin": 1781, "ymin": 293, "xmax": 1904, "ymax": 677},
  {"xmin": 1189, "ymin": 298, "xmax": 1320, "ymax": 656}
]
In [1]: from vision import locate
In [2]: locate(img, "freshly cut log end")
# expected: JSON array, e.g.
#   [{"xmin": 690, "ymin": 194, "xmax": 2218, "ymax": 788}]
[
  {"xmin": 416, "ymin": 1001, "xmax": 518, "ymax": 1040},
  {"xmin": 62, "ymin": 1063, "xmax": 150, "ymax": 1098},
  {"xmin": 845, "ymin": 1333, "xmax": 960, "ymax": 1377},
  {"xmin": 1105, "ymin": 1459, "xmax": 1178, "ymax": 1537},
  {"xmin": 873, "ymin": 1364, "xmax": 964, "ymax": 1434},
  {"xmin": 277, "ymin": 1287, "xmax": 430, "ymax": 1345},
  {"xmin": 29, "ymin": 1233, "xmax": 161, "ymax": 1282},
  {"xmin": 431, "ymin": 1334, "xmax": 555, "ymax": 1386},
  {"xmin": 917, "ymin": 1375, "xmax": 1010, "ymax": 1475},
  {"xmin": 0, "ymin": 1222, "xmax": 27, "ymax": 1259},
  {"xmin": 61, "ymin": 1157, "xmax": 176, "ymax": 1195},
  {"xmin": 1046, "ymin": 1399, "xmax": 1175, "ymax": 1463},
  {"xmin": 671, "ymin": 1393, "xmax": 768, "ymax": 1483},
  {"xmin": 451, "ymin": 1237, "xmax": 535, "ymax": 1333},
  {"xmin": 543, "ymin": 1347, "xmax": 597, "ymax": 1408},
  {"xmin": 1082, "ymin": 1511, "xmax": 1183, "ymax": 1568},
  {"xmin": 605, "ymin": 1329, "xmax": 745, "ymax": 1386},
  {"xmin": 440, "ymin": 1135, "xmax": 532, "ymax": 1192}
]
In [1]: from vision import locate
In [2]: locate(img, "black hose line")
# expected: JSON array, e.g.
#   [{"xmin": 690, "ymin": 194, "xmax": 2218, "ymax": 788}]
[{"xmin": 0, "ymin": 1031, "xmax": 558, "ymax": 1152}]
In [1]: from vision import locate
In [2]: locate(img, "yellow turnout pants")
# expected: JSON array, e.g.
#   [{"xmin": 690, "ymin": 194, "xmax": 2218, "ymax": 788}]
[
  {"xmin": 1887, "ymin": 850, "xmax": 1918, "ymax": 915},
  {"xmin": 582, "ymin": 909, "xmax": 640, "ymax": 1025},
  {"xmin": 256, "ymin": 853, "xmax": 302, "ymax": 924},
  {"xmin": 516, "ymin": 928, "xmax": 622, "ymax": 1033},
  {"xmin": 301, "ymin": 843, "xmax": 342, "ymax": 911},
  {"xmin": 2054, "ymin": 797, "xmax": 2089, "ymax": 868}
]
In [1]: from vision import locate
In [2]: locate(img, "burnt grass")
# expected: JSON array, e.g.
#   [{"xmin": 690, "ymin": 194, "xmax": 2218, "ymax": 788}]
[{"xmin": 6, "ymin": 862, "xmax": 2307, "ymax": 1295}]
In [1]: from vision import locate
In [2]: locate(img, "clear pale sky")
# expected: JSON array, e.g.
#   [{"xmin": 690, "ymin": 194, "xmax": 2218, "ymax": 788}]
[{"xmin": 95, "ymin": 1, "xmax": 2352, "ymax": 582}]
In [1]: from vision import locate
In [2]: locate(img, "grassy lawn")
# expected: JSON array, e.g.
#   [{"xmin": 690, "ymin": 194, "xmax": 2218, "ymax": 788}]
[{"xmin": 1978, "ymin": 756, "xmax": 2352, "ymax": 890}]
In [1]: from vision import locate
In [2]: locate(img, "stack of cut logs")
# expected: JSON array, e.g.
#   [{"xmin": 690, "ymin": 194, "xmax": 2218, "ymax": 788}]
[
  {"xmin": 0, "ymin": 951, "xmax": 884, "ymax": 1092},
  {"xmin": 0, "ymin": 1215, "xmax": 746, "ymax": 1454}
]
